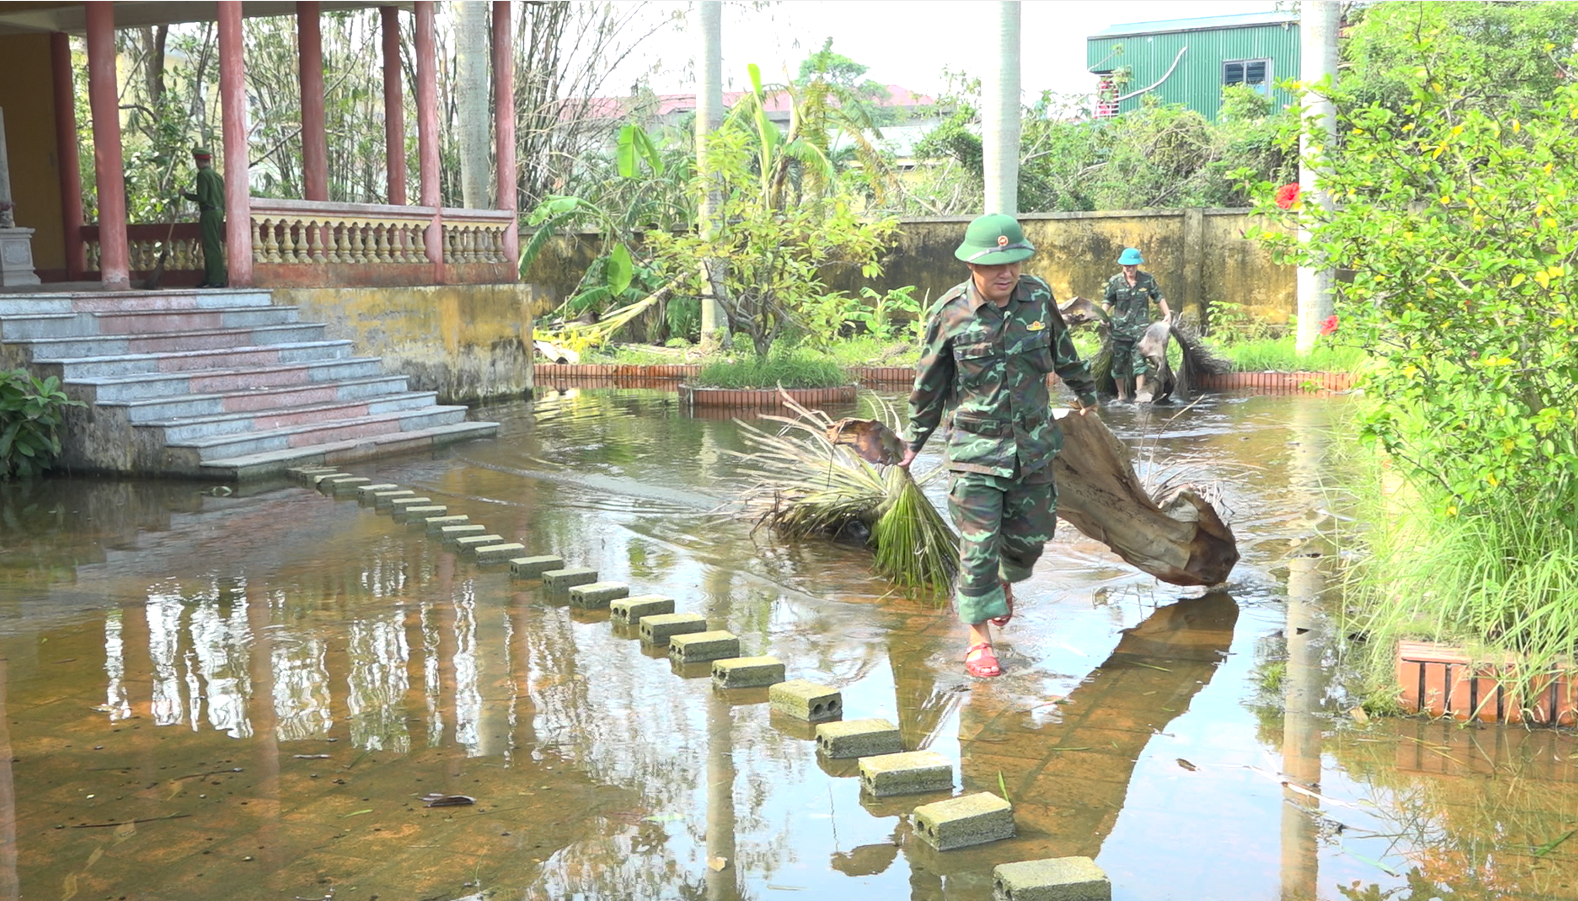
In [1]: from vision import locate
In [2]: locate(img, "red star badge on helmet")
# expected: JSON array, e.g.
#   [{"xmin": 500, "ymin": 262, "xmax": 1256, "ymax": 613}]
[{"xmin": 997, "ymin": 235, "xmax": 1009, "ymax": 246}]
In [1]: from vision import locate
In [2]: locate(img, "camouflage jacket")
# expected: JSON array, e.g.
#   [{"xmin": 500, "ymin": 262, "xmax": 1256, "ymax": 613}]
[
  {"xmin": 1103, "ymin": 270, "xmax": 1162, "ymax": 341},
  {"xmin": 903, "ymin": 275, "xmax": 1098, "ymax": 479}
]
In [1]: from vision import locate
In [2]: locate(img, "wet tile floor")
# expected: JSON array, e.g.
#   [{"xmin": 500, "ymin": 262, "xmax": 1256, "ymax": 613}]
[{"xmin": 0, "ymin": 390, "xmax": 1573, "ymax": 900}]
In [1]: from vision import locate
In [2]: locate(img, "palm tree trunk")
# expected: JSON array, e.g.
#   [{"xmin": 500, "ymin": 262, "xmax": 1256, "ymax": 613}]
[
  {"xmin": 456, "ymin": 0, "xmax": 492, "ymax": 208},
  {"xmin": 982, "ymin": 1, "xmax": 1021, "ymax": 215},
  {"xmin": 696, "ymin": 0, "xmax": 731, "ymax": 350},
  {"xmin": 1295, "ymin": 0, "xmax": 1339, "ymax": 354}
]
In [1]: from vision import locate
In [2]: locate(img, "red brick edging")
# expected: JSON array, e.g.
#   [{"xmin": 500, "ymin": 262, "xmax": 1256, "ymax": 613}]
[
  {"xmin": 678, "ymin": 384, "xmax": 858, "ymax": 408},
  {"xmin": 1198, "ymin": 371, "xmax": 1354, "ymax": 393},
  {"xmin": 1396, "ymin": 640, "xmax": 1576, "ymax": 725}
]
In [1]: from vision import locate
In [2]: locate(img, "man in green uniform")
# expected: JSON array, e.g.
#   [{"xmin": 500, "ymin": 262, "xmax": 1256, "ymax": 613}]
[
  {"xmin": 183, "ymin": 147, "xmax": 227, "ymax": 288},
  {"xmin": 1102, "ymin": 248, "xmax": 1170, "ymax": 401},
  {"xmin": 898, "ymin": 214, "xmax": 1098, "ymax": 678}
]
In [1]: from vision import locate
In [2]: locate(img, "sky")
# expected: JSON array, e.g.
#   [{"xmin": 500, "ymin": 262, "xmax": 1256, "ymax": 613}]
[{"xmin": 614, "ymin": 0, "xmax": 1285, "ymax": 100}]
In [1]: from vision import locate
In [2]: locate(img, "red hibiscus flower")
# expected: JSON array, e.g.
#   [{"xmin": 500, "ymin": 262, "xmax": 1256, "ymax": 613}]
[
  {"xmin": 1320, "ymin": 314, "xmax": 1339, "ymax": 336},
  {"xmin": 1274, "ymin": 183, "xmax": 1301, "ymax": 210}
]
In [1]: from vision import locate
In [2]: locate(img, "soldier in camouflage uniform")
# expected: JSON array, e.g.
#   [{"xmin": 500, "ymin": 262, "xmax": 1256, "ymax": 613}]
[
  {"xmin": 898, "ymin": 214, "xmax": 1098, "ymax": 679},
  {"xmin": 1102, "ymin": 248, "xmax": 1170, "ymax": 401}
]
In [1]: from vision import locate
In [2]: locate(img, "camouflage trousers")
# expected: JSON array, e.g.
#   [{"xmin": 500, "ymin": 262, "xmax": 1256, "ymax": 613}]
[
  {"xmin": 1110, "ymin": 338, "xmax": 1152, "ymax": 379},
  {"xmin": 946, "ymin": 468, "xmax": 1058, "ymax": 625}
]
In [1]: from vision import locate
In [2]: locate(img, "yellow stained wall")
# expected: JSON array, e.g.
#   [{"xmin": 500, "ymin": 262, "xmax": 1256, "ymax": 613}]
[
  {"xmin": 270, "ymin": 284, "xmax": 537, "ymax": 403},
  {"xmin": 0, "ymin": 33, "xmax": 65, "ymax": 272}
]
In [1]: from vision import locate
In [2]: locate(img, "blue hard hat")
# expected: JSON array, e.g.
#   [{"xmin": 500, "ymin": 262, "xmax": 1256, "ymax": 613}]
[{"xmin": 1118, "ymin": 248, "xmax": 1144, "ymax": 265}]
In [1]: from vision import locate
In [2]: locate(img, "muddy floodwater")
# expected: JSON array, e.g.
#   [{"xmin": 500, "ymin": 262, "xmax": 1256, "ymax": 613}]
[{"xmin": 0, "ymin": 390, "xmax": 1574, "ymax": 901}]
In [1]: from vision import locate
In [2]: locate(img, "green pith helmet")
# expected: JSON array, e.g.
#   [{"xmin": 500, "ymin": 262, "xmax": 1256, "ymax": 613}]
[
  {"xmin": 191, "ymin": 147, "xmax": 213, "ymax": 159},
  {"xmin": 1118, "ymin": 247, "xmax": 1144, "ymax": 265},
  {"xmin": 955, "ymin": 213, "xmax": 1035, "ymax": 265}
]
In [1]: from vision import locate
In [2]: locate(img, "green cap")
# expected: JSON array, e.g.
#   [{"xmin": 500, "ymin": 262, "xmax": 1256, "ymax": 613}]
[
  {"xmin": 955, "ymin": 213, "xmax": 1035, "ymax": 265},
  {"xmin": 192, "ymin": 147, "xmax": 213, "ymax": 158},
  {"xmin": 1118, "ymin": 247, "xmax": 1143, "ymax": 265}
]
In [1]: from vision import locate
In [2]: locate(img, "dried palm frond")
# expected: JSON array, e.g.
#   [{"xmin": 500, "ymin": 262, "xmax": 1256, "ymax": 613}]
[{"xmin": 729, "ymin": 393, "xmax": 958, "ymax": 592}]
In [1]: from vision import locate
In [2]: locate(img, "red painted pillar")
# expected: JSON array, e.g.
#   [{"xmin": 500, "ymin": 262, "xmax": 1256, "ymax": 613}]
[
  {"xmin": 492, "ymin": 1, "xmax": 518, "ymax": 269},
  {"xmin": 415, "ymin": 1, "xmax": 443, "ymax": 281},
  {"xmin": 297, "ymin": 2, "xmax": 328, "ymax": 201},
  {"xmin": 84, "ymin": 3, "xmax": 129, "ymax": 290},
  {"xmin": 50, "ymin": 32, "xmax": 85, "ymax": 281},
  {"xmin": 217, "ymin": 1, "xmax": 253, "ymax": 287},
  {"xmin": 379, "ymin": 6, "xmax": 407, "ymax": 205}
]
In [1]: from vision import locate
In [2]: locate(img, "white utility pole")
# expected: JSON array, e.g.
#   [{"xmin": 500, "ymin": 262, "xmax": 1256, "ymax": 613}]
[{"xmin": 696, "ymin": 0, "xmax": 729, "ymax": 349}]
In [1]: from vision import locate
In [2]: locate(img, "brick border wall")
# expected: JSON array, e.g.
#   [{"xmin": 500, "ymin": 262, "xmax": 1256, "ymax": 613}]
[
  {"xmin": 1396, "ymin": 640, "xmax": 1576, "ymax": 726},
  {"xmin": 678, "ymin": 384, "xmax": 859, "ymax": 408}
]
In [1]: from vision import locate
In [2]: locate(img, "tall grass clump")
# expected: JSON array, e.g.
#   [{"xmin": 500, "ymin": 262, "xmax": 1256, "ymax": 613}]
[
  {"xmin": 1343, "ymin": 465, "xmax": 1578, "ymax": 708},
  {"xmin": 693, "ymin": 348, "xmax": 849, "ymax": 389}
]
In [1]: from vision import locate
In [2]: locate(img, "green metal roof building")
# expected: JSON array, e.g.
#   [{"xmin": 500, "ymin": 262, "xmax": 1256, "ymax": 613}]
[{"xmin": 1086, "ymin": 10, "xmax": 1300, "ymax": 121}]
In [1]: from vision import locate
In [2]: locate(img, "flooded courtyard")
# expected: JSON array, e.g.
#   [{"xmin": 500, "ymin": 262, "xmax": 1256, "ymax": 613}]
[{"xmin": 0, "ymin": 390, "xmax": 1573, "ymax": 901}]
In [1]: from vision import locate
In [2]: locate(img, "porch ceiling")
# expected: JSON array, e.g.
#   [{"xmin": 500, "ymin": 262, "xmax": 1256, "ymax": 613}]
[{"xmin": 0, "ymin": 2, "xmax": 414, "ymax": 37}]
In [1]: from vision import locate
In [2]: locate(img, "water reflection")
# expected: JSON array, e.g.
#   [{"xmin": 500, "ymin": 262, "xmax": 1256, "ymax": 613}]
[{"xmin": 3, "ymin": 392, "xmax": 1575, "ymax": 900}]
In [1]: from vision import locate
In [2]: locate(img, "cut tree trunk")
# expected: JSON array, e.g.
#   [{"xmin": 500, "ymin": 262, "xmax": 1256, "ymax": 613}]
[{"xmin": 1052, "ymin": 411, "xmax": 1239, "ymax": 586}]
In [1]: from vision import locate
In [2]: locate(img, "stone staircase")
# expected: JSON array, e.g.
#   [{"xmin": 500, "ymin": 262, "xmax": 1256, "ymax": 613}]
[{"xmin": 0, "ymin": 288, "xmax": 498, "ymax": 481}]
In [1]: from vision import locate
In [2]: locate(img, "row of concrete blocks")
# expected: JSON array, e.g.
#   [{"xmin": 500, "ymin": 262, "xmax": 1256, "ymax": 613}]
[{"xmin": 289, "ymin": 466, "xmax": 1111, "ymax": 900}]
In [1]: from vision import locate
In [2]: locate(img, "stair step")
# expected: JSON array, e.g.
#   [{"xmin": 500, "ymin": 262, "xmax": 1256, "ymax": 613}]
[
  {"xmin": 1, "ymin": 305, "xmax": 301, "ymax": 339},
  {"xmin": 143, "ymin": 391, "xmax": 443, "ymax": 442},
  {"xmin": 0, "ymin": 289, "xmax": 273, "ymax": 318},
  {"xmin": 35, "ymin": 340, "xmax": 353, "ymax": 379},
  {"xmin": 113, "ymin": 375, "xmax": 414, "ymax": 422},
  {"xmin": 167, "ymin": 406, "xmax": 475, "ymax": 461},
  {"xmin": 9, "ymin": 323, "xmax": 328, "ymax": 358},
  {"xmin": 199, "ymin": 420, "xmax": 501, "ymax": 481},
  {"xmin": 71, "ymin": 357, "xmax": 388, "ymax": 403}
]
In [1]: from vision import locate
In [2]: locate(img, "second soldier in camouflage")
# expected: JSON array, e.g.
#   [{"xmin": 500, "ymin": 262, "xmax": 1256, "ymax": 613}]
[{"xmin": 899, "ymin": 214, "xmax": 1098, "ymax": 678}]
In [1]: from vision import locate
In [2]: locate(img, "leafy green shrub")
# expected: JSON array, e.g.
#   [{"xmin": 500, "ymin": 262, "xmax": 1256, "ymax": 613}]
[
  {"xmin": 692, "ymin": 349, "xmax": 849, "ymax": 389},
  {"xmin": 0, "ymin": 370, "xmax": 82, "ymax": 479}
]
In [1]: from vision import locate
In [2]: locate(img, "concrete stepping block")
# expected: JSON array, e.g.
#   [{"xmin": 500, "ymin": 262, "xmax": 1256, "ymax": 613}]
[
  {"xmin": 455, "ymin": 534, "xmax": 505, "ymax": 554},
  {"xmin": 712, "ymin": 656, "xmax": 785, "ymax": 689},
  {"xmin": 394, "ymin": 504, "xmax": 447, "ymax": 523},
  {"xmin": 769, "ymin": 679, "xmax": 841, "ymax": 722},
  {"xmin": 422, "ymin": 514, "xmax": 470, "ymax": 533},
  {"xmin": 355, "ymin": 483, "xmax": 402, "ymax": 504},
  {"xmin": 474, "ymin": 542, "xmax": 525, "ymax": 564},
  {"xmin": 321, "ymin": 475, "xmax": 371, "ymax": 496},
  {"xmin": 569, "ymin": 581, "xmax": 630, "ymax": 609},
  {"xmin": 543, "ymin": 567, "xmax": 598, "ymax": 591},
  {"xmin": 373, "ymin": 489, "xmax": 419, "ymax": 510},
  {"xmin": 307, "ymin": 471, "xmax": 350, "ymax": 487},
  {"xmin": 668, "ymin": 630, "xmax": 740, "ymax": 664},
  {"xmin": 993, "ymin": 857, "xmax": 1111, "ymax": 901},
  {"xmin": 639, "ymin": 612, "xmax": 708, "ymax": 645},
  {"xmin": 440, "ymin": 524, "xmax": 487, "ymax": 544},
  {"xmin": 816, "ymin": 718, "xmax": 902, "ymax": 759},
  {"xmin": 915, "ymin": 792, "xmax": 1015, "ymax": 851},
  {"xmin": 510, "ymin": 554, "xmax": 564, "ymax": 578},
  {"xmin": 289, "ymin": 466, "xmax": 339, "ymax": 484},
  {"xmin": 858, "ymin": 750, "xmax": 952, "ymax": 797},
  {"xmin": 388, "ymin": 496, "xmax": 434, "ymax": 512},
  {"xmin": 611, "ymin": 595, "xmax": 674, "ymax": 624}
]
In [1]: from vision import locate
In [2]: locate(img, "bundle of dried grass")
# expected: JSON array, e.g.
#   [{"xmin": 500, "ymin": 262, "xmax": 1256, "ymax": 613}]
[{"xmin": 730, "ymin": 394, "xmax": 958, "ymax": 592}]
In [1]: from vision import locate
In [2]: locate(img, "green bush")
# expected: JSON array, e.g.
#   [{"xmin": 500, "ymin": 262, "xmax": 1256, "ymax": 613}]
[
  {"xmin": 0, "ymin": 369, "xmax": 81, "ymax": 479},
  {"xmin": 692, "ymin": 350, "xmax": 849, "ymax": 389}
]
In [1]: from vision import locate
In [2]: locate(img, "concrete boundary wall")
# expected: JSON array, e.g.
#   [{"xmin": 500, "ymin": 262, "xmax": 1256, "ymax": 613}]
[{"xmin": 523, "ymin": 209, "xmax": 1295, "ymax": 327}]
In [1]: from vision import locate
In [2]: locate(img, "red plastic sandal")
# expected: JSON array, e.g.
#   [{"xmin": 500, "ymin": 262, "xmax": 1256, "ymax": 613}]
[
  {"xmin": 965, "ymin": 643, "xmax": 1002, "ymax": 678},
  {"xmin": 990, "ymin": 580, "xmax": 1014, "ymax": 628}
]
